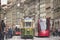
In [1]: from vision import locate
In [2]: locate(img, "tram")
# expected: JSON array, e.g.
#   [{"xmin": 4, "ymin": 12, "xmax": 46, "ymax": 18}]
[
  {"xmin": 37, "ymin": 18, "xmax": 50, "ymax": 37},
  {"xmin": 21, "ymin": 17, "xmax": 35, "ymax": 39}
]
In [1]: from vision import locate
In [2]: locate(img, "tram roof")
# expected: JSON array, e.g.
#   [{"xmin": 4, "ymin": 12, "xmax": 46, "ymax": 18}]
[
  {"xmin": 24, "ymin": 19, "xmax": 33, "ymax": 22},
  {"xmin": 24, "ymin": 17, "xmax": 33, "ymax": 19},
  {"xmin": 24, "ymin": 17, "xmax": 33, "ymax": 22}
]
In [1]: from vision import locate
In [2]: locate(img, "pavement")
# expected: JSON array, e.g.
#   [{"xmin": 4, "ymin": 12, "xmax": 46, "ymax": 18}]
[{"xmin": 4, "ymin": 36, "xmax": 60, "ymax": 40}]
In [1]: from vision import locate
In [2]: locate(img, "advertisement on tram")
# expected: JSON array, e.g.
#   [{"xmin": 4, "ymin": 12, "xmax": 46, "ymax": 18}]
[{"xmin": 37, "ymin": 18, "xmax": 50, "ymax": 37}]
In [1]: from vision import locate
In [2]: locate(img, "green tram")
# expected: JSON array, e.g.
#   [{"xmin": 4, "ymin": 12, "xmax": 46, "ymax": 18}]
[{"xmin": 21, "ymin": 17, "xmax": 35, "ymax": 39}]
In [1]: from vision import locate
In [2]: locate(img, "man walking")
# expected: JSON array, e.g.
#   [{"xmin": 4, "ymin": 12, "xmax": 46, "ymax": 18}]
[{"xmin": 1, "ymin": 20, "xmax": 6, "ymax": 40}]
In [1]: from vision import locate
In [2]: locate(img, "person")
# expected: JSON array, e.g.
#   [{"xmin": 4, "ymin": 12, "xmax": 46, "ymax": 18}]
[
  {"xmin": 4, "ymin": 25, "xmax": 9, "ymax": 39},
  {"xmin": 7, "ymin": 26, "xmax": 13, "ymax": 38},
  {"xmin": 0, "ymin": 20, "xmax": 2, "ymax": 40},
  {"xmin": 15, "ymin": 27, "xmax": 18, "ymax": 31},
  {"xmin": 52, "ymin": 28, "xmax": 57, "ymax": 36},
  {"xmin": 1, "ymin": 20, "xmax": 6, "ymax": 40},
  {"xmin": 58, "ymin": 27, "xmax": 60, "ymax": 36}
]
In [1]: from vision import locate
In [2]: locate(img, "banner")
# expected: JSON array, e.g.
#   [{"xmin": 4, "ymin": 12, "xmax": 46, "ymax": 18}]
[{"xmin": 40, "ymin": 18, "xmax": 46, "ymax": 31}]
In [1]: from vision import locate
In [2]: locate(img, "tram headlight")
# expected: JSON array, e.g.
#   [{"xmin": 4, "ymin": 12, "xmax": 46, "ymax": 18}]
[{"xmin": 27, "ymin": 29, "xmax": 29, "ymax": 31}]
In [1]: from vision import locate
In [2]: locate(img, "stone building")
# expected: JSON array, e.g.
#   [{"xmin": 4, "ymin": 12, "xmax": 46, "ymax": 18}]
[
  {"xmin": 0, "ymin": 0, "xmax": 56, "ymax": 27},
  {"xmin": 52, "ymin": 0, "xmax": 60, "ymax": 29}
]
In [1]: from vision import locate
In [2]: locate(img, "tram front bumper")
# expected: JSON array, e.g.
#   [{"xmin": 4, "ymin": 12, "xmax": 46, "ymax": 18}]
[
  {"xmin": 21, "ymin": 35, "xmax": 33, "ymax": 39},
  {"xmin": 38, "ymin": 30, "xmax": 50, "ymax": 37}
]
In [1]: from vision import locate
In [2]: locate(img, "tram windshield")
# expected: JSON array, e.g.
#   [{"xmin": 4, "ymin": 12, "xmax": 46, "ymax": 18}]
[
  {"xmin": 25, "ymin": 22, "xmax": 31, "ymax": 27},
  {"xmin": 40, "ymin": 19, "xmax": 47, "ymax": 31}
]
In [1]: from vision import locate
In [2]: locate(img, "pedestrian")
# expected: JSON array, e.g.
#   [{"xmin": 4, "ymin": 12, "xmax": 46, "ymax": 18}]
[
  {"xmin": 58, "ymin": 27, "xmax": 60, "ymax": 36},
  {"xmin": 8, "ymin": 26, "xmax": 13, "ymax": 38},
  {"xmin": 15, "ymin": 27, "xmax": 18, "ymax": 31},
  {"xmin": 52, "ymin": 28, "xmax": 56, "ymax": 36},
  {"xmin": 0, "ymin": 20, "xmax": 2, "ymax": 40},
  {"xmin": 4, "ymin": 25, "xmax": 9, "ymax": 39},
  {"xmin": 1, "ymin": 20, "xmax": 6, "ymax": 40}
]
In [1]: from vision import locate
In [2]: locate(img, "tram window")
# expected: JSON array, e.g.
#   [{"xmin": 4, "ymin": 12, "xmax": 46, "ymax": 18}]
[
  {"xmin": 40, "ymin": 19, "xmax": 47, "ymax": 30},
  {"xmin": 25, "ymin": 22, "xmax": 31, "ymax": 27}
]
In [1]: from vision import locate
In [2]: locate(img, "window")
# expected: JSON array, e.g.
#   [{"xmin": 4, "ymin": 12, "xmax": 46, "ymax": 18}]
[
  {"xmin": 46, "ymin": 7, "xmax": 51, "ymax": 10},
  {"xmin": 40, "ymin": 8, "xmax": 45, "ymax": 13},
  {"xmin": 1, "ymin": 0, "xmax": 7, "ymax": 5},
  {"xmin": 25, "ymin": 22, "xmax": 31, "ymax": 27}
]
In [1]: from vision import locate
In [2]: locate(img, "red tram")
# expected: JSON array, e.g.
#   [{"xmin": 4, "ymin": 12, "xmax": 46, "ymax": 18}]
[{"xmin": 37, "ymin": 18, "xmax": 50, "ymax": 37}]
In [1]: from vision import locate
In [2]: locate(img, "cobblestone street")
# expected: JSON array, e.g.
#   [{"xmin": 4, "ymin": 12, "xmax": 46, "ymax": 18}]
[{"xmin": 4, "ymin": 36, "xmax": 60, "ymax": 40}]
